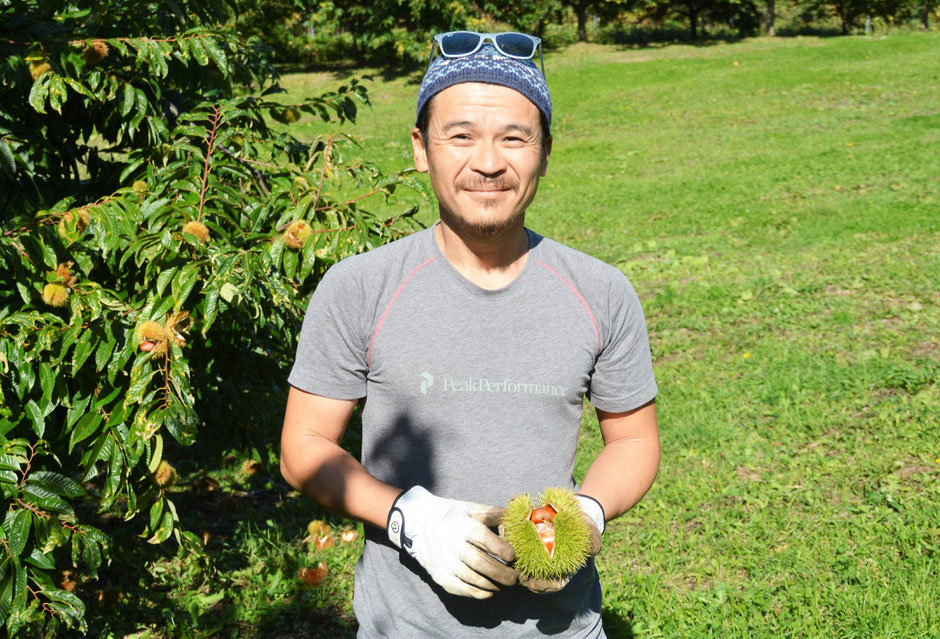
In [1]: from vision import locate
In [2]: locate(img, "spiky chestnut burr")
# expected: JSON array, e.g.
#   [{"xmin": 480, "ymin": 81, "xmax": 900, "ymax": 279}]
[
  {"xmin": 42, "ymin": 283, "xmax": 70, "ymax": 308},
  {"xmin": 501, "ymin": 487, "xmax": 592, "ymax": 580},
  {"xmin": 136, "ymin": 320, "xmax": 168, "ymax": 354},
  {"xmin": 182, "ymin": 221, "xmax": 210, "ymax": 243},
  {"xmin": 283, "ymin": 220, "xmax": 312, "ymax": 249}
]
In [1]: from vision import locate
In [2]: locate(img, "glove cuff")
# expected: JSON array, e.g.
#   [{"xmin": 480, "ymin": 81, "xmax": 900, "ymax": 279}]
[
  {"xmin": 387, "ymin": 486, "xmax": 432, "ymax": 549},
  {"xmin": 576, "ymin": 494, "xmax": 606, "ymax": 534}
]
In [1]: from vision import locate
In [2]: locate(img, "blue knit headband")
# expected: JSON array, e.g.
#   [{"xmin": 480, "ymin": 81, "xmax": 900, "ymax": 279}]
[{"xmin": 416, "ymin": 44, "xmax": 552, "ymax": 132}]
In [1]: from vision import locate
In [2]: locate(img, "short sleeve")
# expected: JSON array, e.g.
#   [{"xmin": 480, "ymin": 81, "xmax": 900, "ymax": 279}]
[
  {"xmin": 587, "ymin": 274, "xmax": 658, "ymax": 412},
  {"xmin": 287, "ymin": 263, "xmax": 369, "ymax": 399}
]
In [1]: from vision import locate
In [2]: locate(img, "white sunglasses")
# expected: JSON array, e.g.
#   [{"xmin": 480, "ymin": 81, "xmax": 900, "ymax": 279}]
[{"xmin": 428, "ymin": 31, "xmax": 545, "ymax": 76}]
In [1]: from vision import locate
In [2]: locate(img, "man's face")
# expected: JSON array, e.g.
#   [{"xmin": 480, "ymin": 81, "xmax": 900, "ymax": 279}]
[{"xmin": 412, "ymin": 82, "xmax": 551, "ymax": 239}]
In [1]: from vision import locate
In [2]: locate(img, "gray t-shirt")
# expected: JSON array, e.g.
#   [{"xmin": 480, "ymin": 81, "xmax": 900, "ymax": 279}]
[{"xmin": 289, "ymin": 226, "xmax": 657, "ymax": 638}]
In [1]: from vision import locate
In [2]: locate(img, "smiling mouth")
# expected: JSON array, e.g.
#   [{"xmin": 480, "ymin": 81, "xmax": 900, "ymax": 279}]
[{"xmin": 465, "ymin": 188, "xmax": 510, "ymax": 198}]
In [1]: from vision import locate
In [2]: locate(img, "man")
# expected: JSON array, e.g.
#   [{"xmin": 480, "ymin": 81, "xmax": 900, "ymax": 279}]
[{"xmin": 280, "ymin": 31, "xmax": 660, "ymax": 638}]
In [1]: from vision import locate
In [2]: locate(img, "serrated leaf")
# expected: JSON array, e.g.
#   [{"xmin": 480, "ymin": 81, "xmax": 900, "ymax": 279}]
[
  {"xmin": 66, "ymin": 394, "xmax": 92, "ymax": 429},
  {"xmin": 202, "ymin": 287, "xmax": 219, "ymax": 335},
  {"xmin": 121, "ymin": 82, "xmax": 135, "ymax": 117},
  {"xmin": 39, "ymin": 362, "xmax": 55, "ymax": 400},
  {"xmin": 6, "ymin": 509, "xmax": 30, "ymax": 557},
  {"xmin": 24, "ymin": 548, "xmax": 55, "ymax": 571},
  {"xmin": 125, "ymin": 369, "xmax": 156, "ymax": 405},
  {"xmin": 29, "ymin": 471, "xmax": 85, "ymax": 498},
  {"xmin": 0, "ymin": 454, "xmax": 25, "ymax": 473},
  {"xmin": 0, "ymin": 139, "xmax": 16, "ymax": 178},
  {"xmin": 21, "ymin": 483, "xmax": 74, "ymax": 515},
  {"xmin": 46, "ymin": 588, "xmax": 86, "ymax": 627},
  {"xmin": 171, "ymin": 263, "xmax": 200, "ymax": 307},
  {"xmin": 149, "ymin": 498, "xmax": 164, "ymax": 530},
  {"xmin": 282, "ymin": 247, "xmax": 298, "ymax": 279},
  {"xmin": 71, "ymin": 329, "xmax": 95, "ymax": 376},
  {"xmin": 164, "ymin": 403, "xmax": 197, "ymax": 446},
  {"xmin": 0, "ymin": 565, "xmax": 13, "ymax": 621},
  {"xmin": 26, "ymin": 400, "xmax": 44, "ymax": 437},
  {"xmin": 147, "ymin": 434, "xmax": 163, "ymax": 474},
  {"xmin": 94, "ymin": 338, "xmax": 115, "ymax": 371},
  {"xmin": 119, "ymin": 157, "xmax": 145, "ymax": 183},
  {"xmin": 156, "ymin": 266, "xmax": 178, "ymax": 297},
  {"xmin": 147, "ymin": 508, "xmax": 175, "ymax": 544},
  {"xmin": 202, "ymin": 37, "xmax": 228, "ymax": 75}
]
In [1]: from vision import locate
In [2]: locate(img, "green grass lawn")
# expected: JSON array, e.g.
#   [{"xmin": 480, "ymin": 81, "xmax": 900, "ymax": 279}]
[{"xmin": 82, "ymin": 32, "xmax": 939, "ymax": 638}]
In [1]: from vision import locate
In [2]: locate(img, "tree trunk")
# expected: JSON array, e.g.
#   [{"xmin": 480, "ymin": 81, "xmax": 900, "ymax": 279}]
[
  {"xmin": 535, "ymin": 17, "xmax": 547, "ymax": 39},
  {"xmin": 766, "ymin": 0, "xmax": 776, "ymax": 35},
  {"xmin": 689, "ymin": 5, "xmax": 699, "ymax": 40},
  {"xmin": 575, "ymin": 3, "xmax": 589, "ymax": 41},
  {"xmin": 922, "ymin": 0, "xmax": 931, "ymax": 29}
]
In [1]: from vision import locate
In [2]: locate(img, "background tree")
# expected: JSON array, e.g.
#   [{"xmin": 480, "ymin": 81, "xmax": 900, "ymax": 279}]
[
  {"xmin": 633, "ymin": 0, "xmax": 762, "ymax": 39},
  {"xmin": 0, "ymin": 0, "xmax": 420, "ymax": 633}
]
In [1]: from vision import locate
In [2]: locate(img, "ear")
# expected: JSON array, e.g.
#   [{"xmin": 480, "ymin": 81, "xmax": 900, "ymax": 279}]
[
  {"xmin": 411, "ymin": 127, "xmax": 429, "ymax": 173},
  {"xmin": 540, "ymin": 135, "xmax": 552, "ymax": 177}
]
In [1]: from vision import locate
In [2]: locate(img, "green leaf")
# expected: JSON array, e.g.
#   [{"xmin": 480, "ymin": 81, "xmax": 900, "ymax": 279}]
[
  {"xmin": 147, "ymin": 434, "xmax": 164, "ymax": 474},
  {"xmin": 94, "ymin": 337, "xmax": 116, "ymax": 372},
  {"xmin": 156, "ymin": 266, "xmax": 178, "ymax": 297},
  {"xmin": 46, "ymin": 588, "xmax": 86, "ymax": 629},
  {"xmin": 172, "ymin": 263, "xmax": 200, "ymax": 307},
  {"xmin": 202, "ymin": 287, "xmax": 220, "ymax": 335},
  {"xmin": 282, "ymin": 246, "xmax": 298, "ymax": 279},
  {"xmin": 29, "ymin": 471, "xmax": 85, "ymax": 498},
  {"xmin": 0, "ymin": 139, "xmax": 16, "ymax": 178},
  {"xmin": 21, "ymin": 483, "xmax": 74, "ymax": 515},
  {"xmin": 69, "ymin": 411, "xmax": 103, "ymax": 453},
  {"xmin": 48, "ymin": 75, "xmax": 69, "ymax": 113},
  {"xmin": 28, "ymin": 72, "xmax": 49, "ymax": 114},
  {"xmin": 26, "ymin": 400, "xmax": 45, "ymax": 437},
  {"xmin": 202, "ymin": 37, "xmax": 228, "ymax": 75},
  {"xmin": 0, "ymin": 454, "xmax": 25, "ymax": 473},
  {"xmin": 0, "ymin": 564, "xmax": 13, "ymax": 621},
  {"xmin": 149, "ymin": 497, "xmax": 164, "ymax": 530},
  {"xmin": 121, "ymin": 82, "xmax": 135, "ymax": 117},
  {"xmin": 66, "ymin": 394, "xmax": 92, "ymax": 429},
  {"xmin": 24, "ymin": 548, "xmax": 55, "ymax": 571},
  {"xmin": 4, "ymin": 509, "xmax": 31, "ymax": 557},
  {"xmin": 71, "ymin": 329, "xmax": 95, "ymax": 376},
  {"xmin": 125, "ymin": 369, "xmax": 157, "ymax": 405},
  {"xmin": 119, "ymin": 157, "xmax": 145, "ymax": 183},
  {"xmin": 164, "ymin": 402, "xmax": 197, "ymax": 446},
  {"xmin": 147, "ymin": 508, "xmax": 175, "ymax": 544},
  {"xmin": 39, "ymin": 362, "xmax": 55, "ymax": 400}
]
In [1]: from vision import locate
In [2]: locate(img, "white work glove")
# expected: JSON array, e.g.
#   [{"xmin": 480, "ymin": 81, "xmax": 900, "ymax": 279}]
[
  {"xmin": 387, "ymin": 486, "xmax": 518, "ymax": 598},
  {"xmin": 518, "ymin": 494, "xmax": 605, "ymax": 594}
]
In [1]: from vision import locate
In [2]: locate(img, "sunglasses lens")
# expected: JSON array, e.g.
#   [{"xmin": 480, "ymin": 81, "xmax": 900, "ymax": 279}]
[
  {"xmin": 439, "ymin": 32, "xmax": 481, "ymax": 56},
  {"xmin": 494, "ymin": 33, "xmax": 537, "ymax": 58}
]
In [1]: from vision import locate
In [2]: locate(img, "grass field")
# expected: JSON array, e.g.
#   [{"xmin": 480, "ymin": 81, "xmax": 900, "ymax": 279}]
[{"xmin": 82, "ymin": 32, "xmax": 939, "ymax": 638}]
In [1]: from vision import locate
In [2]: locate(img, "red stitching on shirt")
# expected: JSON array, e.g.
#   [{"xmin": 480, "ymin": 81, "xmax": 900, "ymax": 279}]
[
  {"xmin": 536, "ymin": 261, "xmax": 601, "ymax": 356},
  {"xmin": 367, "ymin": 256, "xmax": 437, "ymax": 366}
]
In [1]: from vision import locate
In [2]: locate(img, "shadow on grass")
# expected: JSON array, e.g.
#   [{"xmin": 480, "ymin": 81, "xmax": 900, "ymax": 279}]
[
  {"xmin": 277, "ymin": 60, "xmax": 425, "ymax": 85},
  {"xmin": 602, "ymin": 607, "xmax": 640, "ymax": 638},
  {"xmin": 66, "ymin": 465, "xmax": 358, "ymax": 638}
]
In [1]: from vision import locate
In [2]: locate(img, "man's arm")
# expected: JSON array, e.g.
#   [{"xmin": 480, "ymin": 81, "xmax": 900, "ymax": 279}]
[
  {"xmin": 280, "ymin": 386, "xmax": 401, "ymax": 528},
  {"xmin": 579, "ymin": 399, "xmax": 660, "ymax": 523},
  {"xmin": 279, "ymin": 385, "xmax": 518, "ymax": 597}
]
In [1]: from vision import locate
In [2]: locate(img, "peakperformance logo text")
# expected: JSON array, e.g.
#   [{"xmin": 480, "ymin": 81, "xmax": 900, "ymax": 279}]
[{"xmin": 419, "ymin": 372, "xmax": 568, "ymax": 397}]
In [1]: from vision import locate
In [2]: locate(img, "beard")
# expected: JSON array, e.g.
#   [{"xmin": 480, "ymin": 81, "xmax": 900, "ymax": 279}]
[{"xmin": 448, "ymin": 176, "xmax": 526, "ymax": 238}]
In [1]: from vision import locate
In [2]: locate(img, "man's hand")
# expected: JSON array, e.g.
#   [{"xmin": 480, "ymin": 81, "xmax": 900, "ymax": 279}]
[
  {"xmin": 388, "ymin": 486, "xmax": 518, "ymax": 598},
  {"xmin": 517, "ymin": 494, "xmax": 605, "ymax": 594}
]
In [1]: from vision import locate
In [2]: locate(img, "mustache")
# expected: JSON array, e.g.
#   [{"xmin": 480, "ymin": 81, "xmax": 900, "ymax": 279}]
[{"xmin": 458, "ymin": 177, "xmax": 517, "ymax": 191}]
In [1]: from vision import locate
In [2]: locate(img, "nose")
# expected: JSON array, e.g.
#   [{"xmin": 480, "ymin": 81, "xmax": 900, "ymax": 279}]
[{"xmin": 468, "ymin": 138, "xmax": 506, "ymax": 177}]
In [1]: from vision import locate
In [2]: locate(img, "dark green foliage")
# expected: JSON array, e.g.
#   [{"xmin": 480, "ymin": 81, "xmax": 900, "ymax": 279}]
[{"xmin": 0, "ymin": 1, "xmax": 423, "ymax": 633}]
